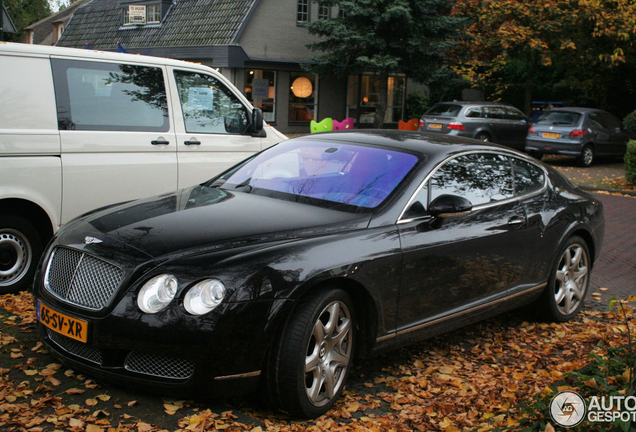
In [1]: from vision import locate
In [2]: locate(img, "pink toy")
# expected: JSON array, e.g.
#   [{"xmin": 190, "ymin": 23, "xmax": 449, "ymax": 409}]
[{"xmin": 333, "ymin": 117, "xmax": 354, "ymax": 130}]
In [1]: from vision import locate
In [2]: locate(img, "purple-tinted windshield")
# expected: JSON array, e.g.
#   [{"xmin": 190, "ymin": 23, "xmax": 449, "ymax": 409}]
[{"xmin": 221, "ymin": 140, "xmax": 419, "ymax": 209}]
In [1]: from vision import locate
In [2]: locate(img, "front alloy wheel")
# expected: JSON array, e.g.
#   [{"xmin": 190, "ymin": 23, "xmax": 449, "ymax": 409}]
[
  {"xmin": 272, "ymin": 288, "xmax": 355, "ymax": 417},
  {"xmin": 304, "ymin": 300, "xmax": 353, "ymax": 407}
]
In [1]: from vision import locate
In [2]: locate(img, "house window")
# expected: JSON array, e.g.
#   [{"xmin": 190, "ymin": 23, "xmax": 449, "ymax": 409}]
[
  {"xmin": 147, "ymin": 4, "xmax": 161, "ymax": 23},
  {"xmin": 289, "ymin": 72, "xmax": 317, "ymax": 123},
  {"xmin": 124, "ymin": 4, "xmax": 161, "ymax": 25},
  {"xmin": 318, "ymin": 5, "xmax": 330, "ymax": 20},
  {"xmin": 296, "ymin": 0, "xmax": 309, "ymax": 25},
  {"xmin": 347, "ymin": 75, "xmax": 406, "ymax": 124},
  {"xmin": 245, "ymin": 70, "xmax": 276, "ymax": 124}
]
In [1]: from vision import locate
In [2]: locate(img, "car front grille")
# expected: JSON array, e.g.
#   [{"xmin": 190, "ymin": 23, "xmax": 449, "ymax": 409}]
[
  {"xmin": 44, "ymin": 247, "xmax": 123, "ymax": 310},
  {"xmin": 47, "ymin": 329, "xmax": 103, "ymax": 365},
  {"xmin": 124, "ymin": 352, "xmax": 195, "ymax": 380}
]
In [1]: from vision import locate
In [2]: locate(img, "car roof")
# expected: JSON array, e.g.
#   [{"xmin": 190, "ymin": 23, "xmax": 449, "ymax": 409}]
[
  {"xmin": 433, "ymin": 101, "xmax": 512, "ymax": 107},
  {"xmin": 546, "ymin": 107, "xmax": 602, "ymax": 114},
  {"xmin": 295, "ymin": 130, "xmax": 520, "ymax": 159}
]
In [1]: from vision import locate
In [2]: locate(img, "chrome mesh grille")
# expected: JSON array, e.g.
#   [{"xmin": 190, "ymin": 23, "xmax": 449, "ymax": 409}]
[
  {"xmin": 45, "ymin": 247, "xmax": 123, "ymax": 310},
  {"xmin": 47, "ymin": 329, "xmax": 103, "ymax": 365},
  {"xmin": 124, "ymin": 352, "xmax": 195, "ymax": 380}
]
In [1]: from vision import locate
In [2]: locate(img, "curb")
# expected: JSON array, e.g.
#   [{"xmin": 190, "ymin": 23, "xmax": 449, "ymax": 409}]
[{"xmin": 580, "ymin": 186, "xmax": 636, "ymax": 197}]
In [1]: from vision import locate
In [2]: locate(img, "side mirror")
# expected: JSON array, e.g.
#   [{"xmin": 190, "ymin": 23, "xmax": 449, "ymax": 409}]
[
  {"xmin": 252, "ymin": 108, "xmax": 264, "ymax": 135},
  {"xmin": 429, "ymin": 194, "xmax": 472, "ymax": 218}
]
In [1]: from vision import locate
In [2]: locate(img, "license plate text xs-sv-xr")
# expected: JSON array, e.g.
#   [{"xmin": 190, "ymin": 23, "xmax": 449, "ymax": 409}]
[{"xmin": 37, "ymin": 301, "xmax": 88, "ymax": 343}]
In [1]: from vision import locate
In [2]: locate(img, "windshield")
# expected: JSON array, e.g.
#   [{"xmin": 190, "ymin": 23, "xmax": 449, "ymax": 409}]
[
  {"xmin": 536, "ymin": 111, "xmax": 582, "ymax": 126},
  {"xmin": 217, "ymin": 140, "xmax": 419, "ymax": 210}
]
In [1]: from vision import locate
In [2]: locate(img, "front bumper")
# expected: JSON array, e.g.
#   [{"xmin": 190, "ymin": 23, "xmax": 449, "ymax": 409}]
[
  {"xmin": 34, "ymin": 286, "xmax": 291, "ymax": 398},
  {"xmin": 525, "ymin": 137, "xmax": 585, "ymax": 156}
]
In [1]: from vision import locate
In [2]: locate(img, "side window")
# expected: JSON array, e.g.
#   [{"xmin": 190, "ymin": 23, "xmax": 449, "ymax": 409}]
[
  {"xmin": 600, "ymin": 112, "xmax": 622, "ymax": 130},
  {"xmin": 464, "ymin": 107, "xmax": 482, "ymax": 118},
  {"xmin": 403, "ymin": 185, "xmax": 428, "ymax": 220},
  {"xmin": 174, "ymin": 71, "xmax": 249, "ymax": 135},
  {"xmin": 488, "ymin": 106, "xmax": 508, "ymax": 120},
  {"xmin": 505, "ymin": 107, "xmax": 527, "ymax": 121},
  {"xmin": 51, "ymin": 59, "xmax": 169, "ymax": 131},
  {"xmin": 512, "ymin": 158, "xmax": 545, "ymax": 196},
  {"xmin": 588, "ymin": 112, "xmax": 604, "ymax": 129},
  {"xmin": 430, "ymin": 153, "xmax": 513, "ymax": 206}
]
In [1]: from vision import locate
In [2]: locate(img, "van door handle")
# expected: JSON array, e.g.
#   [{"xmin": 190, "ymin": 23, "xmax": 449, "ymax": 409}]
[
  {"xmin": 184, "ymin": 140, "xmax": 201, "ymax": 145},
  {"xmin": 151, "ymin": 139, "xmax": 170, "ymax": 145}
]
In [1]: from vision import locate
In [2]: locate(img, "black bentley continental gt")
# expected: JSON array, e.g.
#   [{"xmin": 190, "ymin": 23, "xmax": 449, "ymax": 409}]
[{"xmin": 33, "ymin": 131, "xmax": 604, "ymax": 417}]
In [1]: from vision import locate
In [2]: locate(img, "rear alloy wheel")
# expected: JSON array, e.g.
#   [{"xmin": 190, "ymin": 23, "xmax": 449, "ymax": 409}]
[
  {"xmin": 274, "ymin": 289, "xmax": 355, "ymax": 418},
  {"xmin": 475, "ymin": 132, "xmax": 490, "ymax": 142},
  {"xmin": 540, "ymin": 236, "xmax": 590, "ymax": 322},
  {"xmin": 0, "ymin": 216, "xmax": 43, "ymax": 293},
  {"xmin": 578, "ymin": 145, "xmax": 594, "ymax": 167}
]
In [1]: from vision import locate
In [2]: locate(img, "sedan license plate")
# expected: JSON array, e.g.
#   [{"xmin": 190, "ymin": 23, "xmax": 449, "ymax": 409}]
[
  {"xmin": 428, "ymin": 123, "xmax": 443, "ymax": 130},
  {"xmin": 541, "ymin": 132, "xmax": 560, "ymax": 139},
  {"xmin": 37, "ymin": 301, "xmax": 88, "ymax": 343}
]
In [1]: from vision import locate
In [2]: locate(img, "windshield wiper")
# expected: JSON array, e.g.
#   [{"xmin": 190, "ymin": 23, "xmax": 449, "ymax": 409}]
[{"xmin": 234, "ymin": 177, "xmax": 253, "ymax": 193}]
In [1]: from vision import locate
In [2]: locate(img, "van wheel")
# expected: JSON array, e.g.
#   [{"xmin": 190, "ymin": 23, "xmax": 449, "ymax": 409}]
[{"xmin": 0, "ymin": 216, "xmax": 43, "ymax": 293}]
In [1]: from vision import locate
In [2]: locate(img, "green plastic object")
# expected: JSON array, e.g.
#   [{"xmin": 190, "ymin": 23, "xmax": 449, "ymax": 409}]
[{"xmin": 310, "ymin": 118, "xmax": 333, "ymax": 133}]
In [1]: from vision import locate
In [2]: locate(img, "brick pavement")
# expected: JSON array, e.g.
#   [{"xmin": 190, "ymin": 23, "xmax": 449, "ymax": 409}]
[{"xmin": 587, "ymin": 192, "xmax": 636, "ymax": 307}]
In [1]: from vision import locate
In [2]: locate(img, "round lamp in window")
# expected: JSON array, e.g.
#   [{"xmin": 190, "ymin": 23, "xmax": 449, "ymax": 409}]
[{"xmin": 291, "ymin": 77, "xmax": 313, "ymax": 98}]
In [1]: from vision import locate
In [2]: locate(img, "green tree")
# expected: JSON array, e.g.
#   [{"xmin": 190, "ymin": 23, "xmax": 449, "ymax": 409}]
[
  {"xmin": 454, "ymin": 0, "xmax": 636, "ymax": 115},
  {"xmin": 3, "ymin": 0, "xmax": 51, "ymax": 42},
  {"xmin": 305, "ymin": 0, "xmax": 465, "ymax": 128}
]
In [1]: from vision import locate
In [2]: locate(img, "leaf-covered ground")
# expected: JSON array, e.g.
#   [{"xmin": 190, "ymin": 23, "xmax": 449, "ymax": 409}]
[{"xmin": 0, "ymin": 292, "xmax": 633, "ymax": 432}]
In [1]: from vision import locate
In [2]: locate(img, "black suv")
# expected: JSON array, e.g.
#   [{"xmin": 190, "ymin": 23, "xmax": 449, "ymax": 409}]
[{"xmin": 418, "ymin": 101, "xmax": 530, "ymax": 150}]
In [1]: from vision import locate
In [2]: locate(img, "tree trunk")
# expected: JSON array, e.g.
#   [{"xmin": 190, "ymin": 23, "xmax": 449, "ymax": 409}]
[
  {"xmin": 373, "ymin": 73, "xmax": 389, "ymax": 129},
  {"xmin": 524, "ymin": 54, "xmax": 535, "ymax": 116}
]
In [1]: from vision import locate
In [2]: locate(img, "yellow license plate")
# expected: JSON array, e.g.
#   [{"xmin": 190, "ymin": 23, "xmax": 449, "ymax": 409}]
[
  {"xmin": 37, "ymin": 301, "xmax": 88, "ymax": 343},
  {"xmin": 428, "ymin": 123, "xmax": 443, "ymax": 130},
  {"xmin": 541, "ymin": 132, "xmax": 560, "ymax": 139}
]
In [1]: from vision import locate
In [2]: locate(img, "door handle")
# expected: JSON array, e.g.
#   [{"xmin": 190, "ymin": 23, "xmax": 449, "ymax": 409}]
[
  {"xmin": 151, "ymin": 139, "xmax": 170, "ymax": 145},
  {"xmin": 507, "ymin": 217, "xmax": 525, "ymax": 227},
  {"xmin": 184, "ymin": 140, "xmax": 201, "ymax": 146}
]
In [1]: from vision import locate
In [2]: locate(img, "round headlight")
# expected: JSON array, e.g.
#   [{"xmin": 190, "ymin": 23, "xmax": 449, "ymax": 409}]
[
  {"xmin": 137, "ymin": 274, "xmax": 178, "ymax": 314},
  {"xmin": 184, "ymin": 279, "xmax": 226, "ymax": 315}
]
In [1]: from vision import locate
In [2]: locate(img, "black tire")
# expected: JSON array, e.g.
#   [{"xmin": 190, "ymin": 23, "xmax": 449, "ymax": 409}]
[
  {"xmin": 475, "ymin": 132, "xmax": 490, "ymax": 142},
  {"xmin": 537, "ymin": 236, "xmax": 590, "ymax": 322},
  {"xmin": 271, "ymin": 288, "xmax": 355, "ymax": 418},
  {"xmin": 528, "ymin": 151, "xmax": 544, "ymax": 160},
  {"xmin": 0, "ymin": 216, "xmax": 43, "ymax": 294},
  {"xmin": 577, "ymin": 145, "xmax": 594, "ymax": 167}
]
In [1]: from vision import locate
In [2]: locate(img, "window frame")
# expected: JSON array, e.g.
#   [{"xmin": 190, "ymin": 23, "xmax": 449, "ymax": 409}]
[
  {"xmin": 51, "ymin": 58, "xmax": 170, "ymax": 132},
  {"xmin": 123, "ymin": 3, "xmax": 162, "ymax": 26},
  {"xmin": 318, "ymin": 4, "xmax": 331, "ymax": 19},
  {"xmin": 296, "ymin": 0, "xmax": 309, "ymax": 25},
  {"xmin": 173, "ymin": 69, "xmax": 250, "ymax": 135},
  {"xmin": 288, "ymin": 71, "xmax": 318, "ymax": 124},
  {"xmin": 244, "ymin": 69, "xmax": 276, "ymax": 124},
  {"xmin": 398, "ymin": 151, "xmax": 548, "ymax": 224}
]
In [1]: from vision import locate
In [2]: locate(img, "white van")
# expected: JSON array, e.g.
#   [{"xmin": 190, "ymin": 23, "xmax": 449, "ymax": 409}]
[{"xmin": 0, "ymin": 42, "xmax": 287, "ymax": 293}]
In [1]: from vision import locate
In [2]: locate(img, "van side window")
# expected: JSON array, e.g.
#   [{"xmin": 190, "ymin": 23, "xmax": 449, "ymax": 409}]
[
  {"xmin": 51, "ymin": 59, "xmax": 169, "ymax": 132},
  {"xmin": 174, "ymin": 71, "xmax": 249, "ymax": 135}
]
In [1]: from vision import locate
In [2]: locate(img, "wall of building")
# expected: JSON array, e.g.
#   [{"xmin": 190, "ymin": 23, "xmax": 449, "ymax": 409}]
[{"xmin": 239, "ymin": 0, "xmax": 321, "ymax": 63}]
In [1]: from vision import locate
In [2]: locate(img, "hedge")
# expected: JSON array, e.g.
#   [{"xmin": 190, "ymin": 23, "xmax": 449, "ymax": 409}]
[{"xmin": 626, "ymin": 140, "xmax": 636, "ymax": 183}]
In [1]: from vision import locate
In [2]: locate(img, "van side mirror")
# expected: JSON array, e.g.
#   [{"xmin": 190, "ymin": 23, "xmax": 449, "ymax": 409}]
[
  {"xmin": 429, "ymin": 195, "xmax": 472, "ymax": 218},
  {"xmin": 252, "ymin": 108, "xmax": 264, "ymax": 135}
]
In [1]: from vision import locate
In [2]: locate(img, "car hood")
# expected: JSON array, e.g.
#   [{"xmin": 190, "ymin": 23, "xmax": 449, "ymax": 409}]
[{"xmin": 62, "ymin": 185, "xmax": 372, "ymax": 259}]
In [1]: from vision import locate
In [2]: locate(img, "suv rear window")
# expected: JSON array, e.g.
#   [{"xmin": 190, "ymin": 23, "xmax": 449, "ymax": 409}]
[
  {"xmin": 536, "ymin": 111, "xmax": 582, "ymax": 126},
  {"xmin": 426, "ymin": 104, "xmax": 461, "ymax": 117}
]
